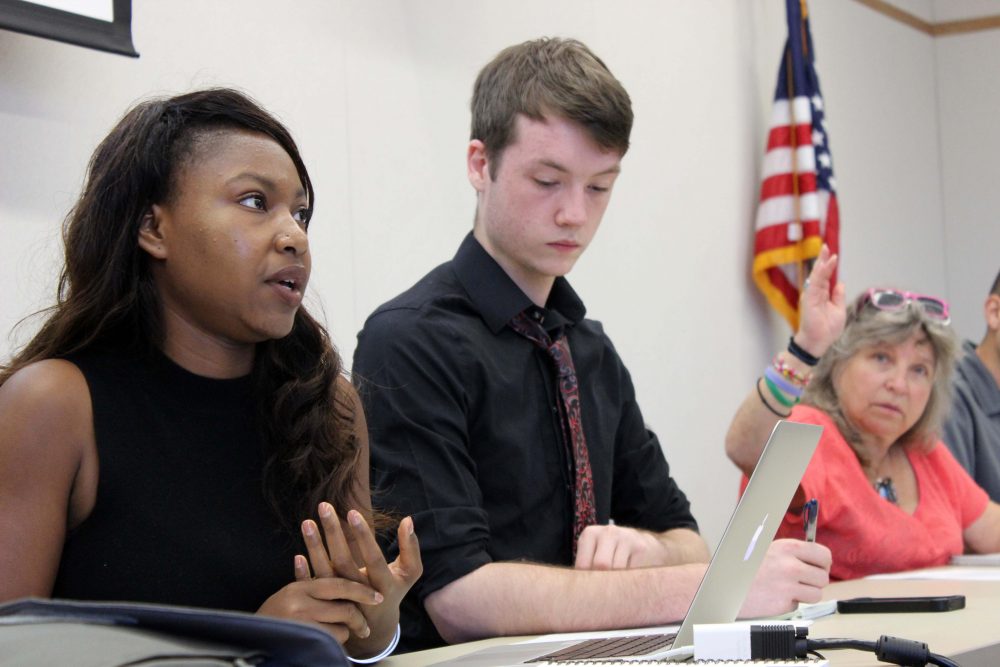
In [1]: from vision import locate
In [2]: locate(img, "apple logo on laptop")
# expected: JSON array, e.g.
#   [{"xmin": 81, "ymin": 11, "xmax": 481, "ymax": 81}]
[{"xmin": 743, "ymin": 514, "xmax": 768, "ymax": 561}]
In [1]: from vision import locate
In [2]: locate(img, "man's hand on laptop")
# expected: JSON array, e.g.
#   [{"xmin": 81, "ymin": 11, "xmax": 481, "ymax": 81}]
[
  {"xmin": 739, "ymin": 538, "xmax": 832, "ymax": 619},
  {"xmin": 574, "ymin": 525, "xmax": 709, "ymax": 570}
]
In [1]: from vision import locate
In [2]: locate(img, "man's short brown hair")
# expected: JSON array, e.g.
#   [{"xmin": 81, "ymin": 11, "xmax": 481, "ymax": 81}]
[{"xmin": 471, "ymin": 37, "xmax": 633, "ymax": 177}]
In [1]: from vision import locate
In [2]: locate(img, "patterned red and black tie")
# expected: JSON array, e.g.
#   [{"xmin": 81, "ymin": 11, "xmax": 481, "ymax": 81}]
[{"xmin": 509, "ymin": 310, "xmax": 597, "ymax": 555}]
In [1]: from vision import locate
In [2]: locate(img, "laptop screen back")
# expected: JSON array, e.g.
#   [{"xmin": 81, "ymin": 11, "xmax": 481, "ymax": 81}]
[{"xmin": 671, "ymin": 419, "xmax": 821, "ymax": 647}]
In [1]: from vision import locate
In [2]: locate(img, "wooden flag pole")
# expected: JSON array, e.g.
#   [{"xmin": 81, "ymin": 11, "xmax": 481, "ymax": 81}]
[
  {"xmin": 797, "ymin": 0, "xmax": 811, "ymax": 306},
  {"xmin": 801, "ymin": 0, "xmax": 811, "ymax": 60},
  {"xmin": 784, "ymin": 45, "xmax": 804, "ymax": 317}
]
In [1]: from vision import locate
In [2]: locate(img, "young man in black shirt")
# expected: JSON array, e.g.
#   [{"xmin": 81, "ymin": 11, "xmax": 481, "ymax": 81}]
[{"xmin": 354, "ymin": 37, "xmax": 831, "ymax": 653}]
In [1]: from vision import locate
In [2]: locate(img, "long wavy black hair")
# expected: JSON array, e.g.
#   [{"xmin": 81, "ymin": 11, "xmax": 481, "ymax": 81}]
[{"xmin": 1, "ymin": 88, "xmax": 361, "ymax": 528}]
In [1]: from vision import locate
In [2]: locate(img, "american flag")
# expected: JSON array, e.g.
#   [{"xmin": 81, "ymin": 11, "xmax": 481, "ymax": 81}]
[{"xmin": 752, "ymin": 0, "xmax": 839, "ymax": 331}]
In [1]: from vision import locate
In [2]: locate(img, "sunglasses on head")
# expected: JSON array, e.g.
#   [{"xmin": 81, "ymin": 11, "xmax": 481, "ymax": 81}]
[{"xmin": 859, "ymin": 288, "xmax": 950, "ymax": 324}]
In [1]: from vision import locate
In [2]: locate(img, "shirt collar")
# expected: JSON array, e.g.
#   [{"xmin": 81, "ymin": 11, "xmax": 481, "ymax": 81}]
[{"xmin": 452, "ymin": 232, "xmax": 587, "ymax": 334}]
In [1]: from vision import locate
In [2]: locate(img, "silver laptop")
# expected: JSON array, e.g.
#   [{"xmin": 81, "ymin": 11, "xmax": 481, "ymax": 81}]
[{"xmin": 430, "ymin": 420, "xmax": 822, "ymax": 666}]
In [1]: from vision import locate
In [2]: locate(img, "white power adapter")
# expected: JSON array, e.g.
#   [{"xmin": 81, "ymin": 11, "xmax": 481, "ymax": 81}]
[{"xmin": 693, "ymin": 621, "xmax": 808, "ymax": 661}]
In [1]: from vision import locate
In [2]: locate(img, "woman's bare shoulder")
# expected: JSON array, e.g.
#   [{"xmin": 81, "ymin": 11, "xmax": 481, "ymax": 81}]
[
  {"xmin": 334, "ymin": 374, "xmax": 367, "ymax": 441},
  {"xmin": 0, "ymin": 359, "xmax": 95, "ymax": 598},
  {"xmin": 1, "ymin": 358, "xmax": 91, "ymax": 421},
  {"xmin": 0, "ymin": 359, "xmax": 96, "ymax": 514},
  {"xmin": 335, "ymin": 373, "xmax": 361, "ymax": 409}
]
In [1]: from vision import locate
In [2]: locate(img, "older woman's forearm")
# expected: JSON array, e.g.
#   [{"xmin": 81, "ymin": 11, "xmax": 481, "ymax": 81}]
[
  {"xmin": 965, "ymin": 501, "xmax": 1000, "ymax": 554},
  {"xmin": 725, "ymin": 385, "xmax": 784, "ymax": 477}
]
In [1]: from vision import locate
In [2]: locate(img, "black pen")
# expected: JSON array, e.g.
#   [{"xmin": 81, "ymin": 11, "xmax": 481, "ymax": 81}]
[{"xmin": 803, "ymin": 498, "xmax": 818, "ymax": 542}]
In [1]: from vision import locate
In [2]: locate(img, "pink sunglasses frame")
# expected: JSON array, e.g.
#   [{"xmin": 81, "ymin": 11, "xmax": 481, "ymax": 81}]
[{"xmin": 860, "ymin": 288, "xmax": 951, "ymax": 324}]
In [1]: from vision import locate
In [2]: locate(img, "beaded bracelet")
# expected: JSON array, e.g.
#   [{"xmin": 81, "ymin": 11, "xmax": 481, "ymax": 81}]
[
  {"xmin": 763, "ymin": 374, "xmax": 798, "ymax": 408},
  {"xmin": 772, "ymin": 355, "xmax": 812, "ymax": 386},
  {"xmin": 756, "ymin": 377, "xmax": 791, "ymax": 418},
  {"xmin": 348, "ymin": 624, "xmax": 401, "ymax": 664},
  {"xmin": 764, "ymin": 365, "xmax": 803, "ymax": 398},
  {"xmin": 788, "ymin": 336, "xmax": 820, "ymax": 366}
]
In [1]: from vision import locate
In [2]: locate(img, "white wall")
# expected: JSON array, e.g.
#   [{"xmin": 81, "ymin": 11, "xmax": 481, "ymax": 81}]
[
  {"xmin": 932, "ymin": 0, "xmax": 1000, "ymax": 21},
  {"xmin": 0, "ymin": 0, "xmax": 994, "ymax": 548},
  {"xmin": 934, "ymin": 27, "xmax": 1000, "ymax": 343}
]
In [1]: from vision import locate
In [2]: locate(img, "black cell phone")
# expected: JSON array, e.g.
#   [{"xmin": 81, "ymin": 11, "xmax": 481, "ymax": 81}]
[{"xmin": 836, "ymin": 595, "xmax": 965, "ymax": 613}]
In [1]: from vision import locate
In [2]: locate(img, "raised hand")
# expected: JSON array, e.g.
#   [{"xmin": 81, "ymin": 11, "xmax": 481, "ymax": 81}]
[{"xmin": 795, "ymin": 244, "xmax": 847, "ymax": 357}]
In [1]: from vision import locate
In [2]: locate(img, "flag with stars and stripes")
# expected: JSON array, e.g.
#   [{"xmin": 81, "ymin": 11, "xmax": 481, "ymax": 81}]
[{"xmin": 752, "ymin": 0, "xmax": 840, "ymax": 331}]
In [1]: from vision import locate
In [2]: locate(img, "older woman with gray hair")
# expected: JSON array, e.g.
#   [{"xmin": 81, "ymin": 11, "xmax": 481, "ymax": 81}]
[{"xmin": 727, "ymin": 255, "xmax": 1000, "ymax": 580}]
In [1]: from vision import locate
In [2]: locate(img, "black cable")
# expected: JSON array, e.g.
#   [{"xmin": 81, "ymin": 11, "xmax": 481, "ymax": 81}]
[
  {"xmin": 808, "ymin": 638, "xmax": 876, "ymax": 652},
  {"xmin": 743, "ymin": 624, "xmax": 961, "ymax": 666},
  {"xmin": 807, "ymin": 636, "xmax": 960, "ymax": 667}
]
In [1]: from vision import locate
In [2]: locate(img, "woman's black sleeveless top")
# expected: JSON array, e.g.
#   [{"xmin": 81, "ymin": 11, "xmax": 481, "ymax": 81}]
[{"xmin": 53, "ymin": 346, "xmax": 301, "ymax": 612}]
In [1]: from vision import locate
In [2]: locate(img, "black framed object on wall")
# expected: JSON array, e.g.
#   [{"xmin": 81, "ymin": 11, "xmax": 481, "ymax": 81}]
[{"xmin": 0, "ymin": 0, "xmax": 137, "ymax": 57}]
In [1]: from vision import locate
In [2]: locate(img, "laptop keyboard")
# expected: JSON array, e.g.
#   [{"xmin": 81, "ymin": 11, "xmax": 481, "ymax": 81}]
[{"xmin": 527, "ymin": 633, "xmax": 676, "ymax": 661}]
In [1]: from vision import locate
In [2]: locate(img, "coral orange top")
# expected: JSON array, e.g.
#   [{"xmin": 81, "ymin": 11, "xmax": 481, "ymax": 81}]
[{"xmin": 752, "ymin": 405, "xmax": 989, "ymax": 581}]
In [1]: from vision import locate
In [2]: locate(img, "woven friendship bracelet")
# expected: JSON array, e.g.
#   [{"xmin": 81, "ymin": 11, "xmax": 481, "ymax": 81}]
[{"xmin": 772, "ymin": 355, "xmax": 812, "ymax": 386}]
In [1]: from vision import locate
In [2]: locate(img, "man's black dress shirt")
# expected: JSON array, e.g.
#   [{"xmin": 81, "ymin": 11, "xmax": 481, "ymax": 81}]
[{"xmin": 353, "ymin": 234, "xmax": 698, "ymax": 652}]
